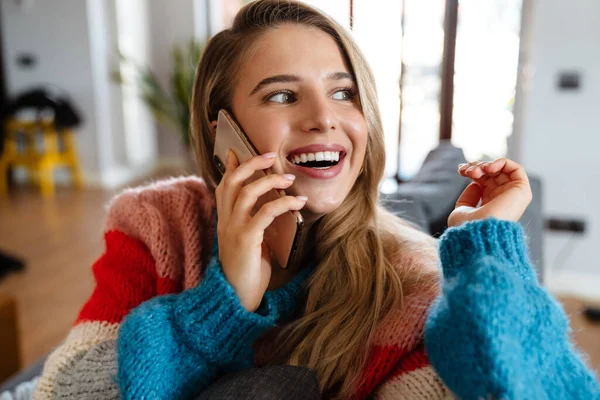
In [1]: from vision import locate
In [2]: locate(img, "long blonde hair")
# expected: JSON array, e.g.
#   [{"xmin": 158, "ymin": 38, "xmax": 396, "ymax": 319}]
[{"xmin": 190, "ymin": 1, "xmax": 439, "ymax": 398}]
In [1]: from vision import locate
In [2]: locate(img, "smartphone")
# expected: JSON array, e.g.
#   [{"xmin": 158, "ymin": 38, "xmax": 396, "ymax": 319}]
[{"xmin": 213, "ymin": 109, "xmax": 304, "ymax": 269}]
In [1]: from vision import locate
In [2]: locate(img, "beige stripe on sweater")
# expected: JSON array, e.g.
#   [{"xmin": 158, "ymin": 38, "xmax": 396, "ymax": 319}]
[
  {"xmin": 373, "ymin": 366, "xmax": 454, "ymax": 399},
  {"xmin": 33, "ymin": 322, "xmax": 118, "ymax": 400}
]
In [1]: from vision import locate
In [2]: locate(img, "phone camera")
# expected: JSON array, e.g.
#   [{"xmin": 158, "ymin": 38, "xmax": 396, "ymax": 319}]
[{"xmin": 214, "ymin": 155, "xmax": 225, "ymax": 174}]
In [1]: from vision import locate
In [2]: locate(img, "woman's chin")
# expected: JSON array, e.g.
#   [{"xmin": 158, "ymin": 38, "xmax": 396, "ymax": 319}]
[
  {"xmin": 301, "ymin": 198, "xmax": 343, "ymax": 222},
  {"xmin": 286, "ymin": 182, "xmax": 350, "ymax": 222}
]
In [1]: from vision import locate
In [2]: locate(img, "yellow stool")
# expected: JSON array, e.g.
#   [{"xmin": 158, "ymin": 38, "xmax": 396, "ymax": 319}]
[{"xmin": 0, "ymin": 119, "xmax": 83, "ymax": 197}]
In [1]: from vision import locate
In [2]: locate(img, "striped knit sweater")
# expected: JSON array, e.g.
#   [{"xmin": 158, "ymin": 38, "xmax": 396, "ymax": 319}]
[
  {"xmin": 31, "ymin": 176, "xmax": 447, "ymax": 399},
  {"xmin": 31, "ymin": 176, "xmax": 599, "ymax": 399}
]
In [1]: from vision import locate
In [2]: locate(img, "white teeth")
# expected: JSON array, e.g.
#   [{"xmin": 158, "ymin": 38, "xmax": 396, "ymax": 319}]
[{"xmin": 290, "ymin": 151, "xmax": 342, "ymax": 165}]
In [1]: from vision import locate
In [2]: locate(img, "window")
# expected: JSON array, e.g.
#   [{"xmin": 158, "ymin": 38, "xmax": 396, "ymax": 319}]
[
  {"xmin": 393, "ymin": 0, "xmax": 446, "ymax": 180},
  {"xmin": 452, "ymin": 0, "xmax": 523, "ymax": 162}
]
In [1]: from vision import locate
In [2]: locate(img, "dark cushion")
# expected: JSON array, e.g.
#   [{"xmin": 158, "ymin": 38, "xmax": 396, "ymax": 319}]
[
  {"xmin": 380, "ymin": 194, "xmax": 429, "ymax": 232},
  {"xmin": 3, "ymin": 87, "xmax": 82, "ymax": 129},
  {"xmin": 393, "ymin": 141, "xmax": 469, "ymax": 236},
  {"xmin": 195, "ymin": 365, "xmax": 321, "ymax": 400}
]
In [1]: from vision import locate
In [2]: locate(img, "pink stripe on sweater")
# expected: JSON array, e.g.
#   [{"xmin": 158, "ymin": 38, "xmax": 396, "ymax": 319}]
[{"xmin": 105, "ymin": 176, "xmax": 215, "ymax": 289}]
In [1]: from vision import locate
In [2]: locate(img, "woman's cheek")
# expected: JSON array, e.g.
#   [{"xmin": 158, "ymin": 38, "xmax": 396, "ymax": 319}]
[{"xmin": 344, "ymin": 121, "xmax": 368, "ymax": 161}]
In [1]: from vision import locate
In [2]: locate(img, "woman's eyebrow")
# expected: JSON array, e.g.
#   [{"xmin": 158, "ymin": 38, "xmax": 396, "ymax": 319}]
[
  {"xmin": 249, "ymin": 74, "xmax": 301, "ymax": 96},
  {"xmin": 249, "ymin": 72, "xmax": 355, "ymax": 96},
  {"xmin": 326, "ymin": 71, "xmax": 355, "ymax": 82}
]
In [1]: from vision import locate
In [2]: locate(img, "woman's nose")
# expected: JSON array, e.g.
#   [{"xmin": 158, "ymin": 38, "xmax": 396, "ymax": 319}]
[{"xmin": 299, "ymin": 95, "xmax": 337, "ymax": 133}]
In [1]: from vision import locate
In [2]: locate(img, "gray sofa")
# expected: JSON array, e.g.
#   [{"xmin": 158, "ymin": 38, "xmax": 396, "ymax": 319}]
[
  {"xmin": 381, "ymin": 141, "xmax": 544, "ymax": 281},
  {"xmin": 0, "ymin": 142, "xmax": 544, "ymax": 395}
]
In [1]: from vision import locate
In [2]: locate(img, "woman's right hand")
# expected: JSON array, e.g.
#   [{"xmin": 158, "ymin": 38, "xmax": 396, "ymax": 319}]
[{"xmin": 215, "ymin": 150, "xmax": 308, "ymax": 312}]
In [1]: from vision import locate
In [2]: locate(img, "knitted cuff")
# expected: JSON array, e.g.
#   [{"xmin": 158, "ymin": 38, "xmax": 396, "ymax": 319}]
[
  {"xmin": 261, "ymin": 264, "xmax": 313, "ymax": 322},
  {"xmin": 173, "ymin": 259, "xmax": 277, "ymax": 365},
  {"xmin": 439, "ymin": 218, "xmax": 536, "ymax": 281}
]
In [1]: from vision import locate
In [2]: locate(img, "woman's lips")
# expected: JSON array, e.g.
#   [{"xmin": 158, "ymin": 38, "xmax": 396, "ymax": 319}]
[{"xmin": 286, "ymin": 153, "xmax": 346, "ymax": 180}]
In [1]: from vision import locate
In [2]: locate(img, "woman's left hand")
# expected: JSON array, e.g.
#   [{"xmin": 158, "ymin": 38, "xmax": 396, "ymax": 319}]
[{"xmin": 448, "ymin": 158, "xmax": 533, "ymax": 228}]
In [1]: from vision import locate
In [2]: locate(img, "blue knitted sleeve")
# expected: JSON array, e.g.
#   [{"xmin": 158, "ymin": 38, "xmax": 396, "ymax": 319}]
[
  {"xmin": 116, "ymin": 255, "xmax": 302, "ymax": 400},
  {"xmin": 425, "ymin": 218, "xmax": 600, "ymax": 400}
]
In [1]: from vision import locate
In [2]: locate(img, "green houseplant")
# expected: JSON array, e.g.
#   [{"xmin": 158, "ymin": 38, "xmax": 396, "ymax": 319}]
[{"xmin": 112, "ymin": 40, "xmax": 203, "ymax": 149}]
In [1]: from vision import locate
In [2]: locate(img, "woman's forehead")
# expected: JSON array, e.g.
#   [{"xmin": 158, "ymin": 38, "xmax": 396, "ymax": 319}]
[{"xmin": 240, "ymin": 24, "xmax": 349, "ymax": 82}]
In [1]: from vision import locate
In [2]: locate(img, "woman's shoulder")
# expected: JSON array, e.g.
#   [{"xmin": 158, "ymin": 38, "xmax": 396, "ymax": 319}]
[
  {"xmin": 373, "ymin": 213, "xmax": 442, "ymax": 349},
  {"xmin": 373, "ymin": 265, "xmax": 440, "ymax": 352},
  {"xmin": 380, "ymin": 210, "xmax": 441, "ymax": 285},
  {"xmin": 107, "ymin": 175, "xmax": 213, "ymax": 210},
  {"xmin": 105, "ymin": 175, "xmax": 215, "ymax": 230},
  {"xmin": 103, "ymin": 176, "xmax": 216, "ymax": 288}
]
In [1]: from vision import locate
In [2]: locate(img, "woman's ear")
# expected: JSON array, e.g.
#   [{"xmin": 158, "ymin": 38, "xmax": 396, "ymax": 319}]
[{"xmin": 210, "ymin": 121, "xmax": 217, "ymax": 131}]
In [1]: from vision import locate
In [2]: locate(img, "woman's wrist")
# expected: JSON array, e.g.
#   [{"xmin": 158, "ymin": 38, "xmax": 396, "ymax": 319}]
[
  {"xmin": 172, "ymin": 260, "xmax": 278, "ymax": 364},
  {"xmin": 439, "ymin": 218, "xmax": 535, "ymax": 281}
]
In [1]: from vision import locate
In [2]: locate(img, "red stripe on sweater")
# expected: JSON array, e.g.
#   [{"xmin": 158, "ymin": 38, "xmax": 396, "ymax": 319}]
[
  {"xmin": 75, "ymin": 230, "xmax": 180, "ymax": 325},
  {"xmin": 351, "ymin": 344, "xmax": 405, "ymax": 400},
  {"xmin": 351, "ymin": 343, "xmax": 430, "ymax": 400},
  {"xmin": 387, "ymin": 343, "xmax": 430, "ymax": 380}
]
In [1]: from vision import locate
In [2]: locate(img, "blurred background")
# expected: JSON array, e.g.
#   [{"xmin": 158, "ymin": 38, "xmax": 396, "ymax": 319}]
[{"xmin": 0, "ymin": 0, "xmax": 598, "ymax": 387}]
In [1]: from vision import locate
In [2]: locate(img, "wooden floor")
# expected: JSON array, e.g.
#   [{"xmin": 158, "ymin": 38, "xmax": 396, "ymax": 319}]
[
  {"xmin": 1, "ymin": 181, "xmax": 600, "ymax": 379},
  {"xmin": 0, "ymin": 186, "xmax": 114, "ymax": 367}
]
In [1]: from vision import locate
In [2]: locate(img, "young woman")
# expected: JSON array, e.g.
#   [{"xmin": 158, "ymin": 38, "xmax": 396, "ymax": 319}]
[{"xmin": 32, "ymin": 1, "xmax": 599, "ymax": 399}]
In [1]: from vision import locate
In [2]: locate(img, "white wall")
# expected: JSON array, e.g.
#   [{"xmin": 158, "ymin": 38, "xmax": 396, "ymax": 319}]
[
  {"xmin": 88, "ymin": 0, "xmax": 129, "ymax": 184},
  {"xmin": 0, "ymin": 0, "xmax": 137, "ymax": 187},
  {"xmin": 1, "ymin": 0, "xmax": 100, "ymax": 175},
  {"xmin": 147, "ymin": 0, "xmax": 196, "ymax": 161},
  {"xmin": 116, "ymin": 0, "xmax": 158, "ymax": 167},
  {"xmin": 0, "ymin": 0, "xmax": 193, "ymax": 188},
  {"xmin": 518, "ymin": 0, "xmax": 600, "ymax": 299}
]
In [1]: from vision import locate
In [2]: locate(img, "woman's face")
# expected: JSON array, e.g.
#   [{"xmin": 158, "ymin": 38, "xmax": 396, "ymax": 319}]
[{"xmin": 230, "ymin": 24, "xmax": 368, "ymax": 223}]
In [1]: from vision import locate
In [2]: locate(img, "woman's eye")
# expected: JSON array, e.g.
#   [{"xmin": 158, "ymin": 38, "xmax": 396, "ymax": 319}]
[
  {"xmin": 267, "ymin": 92, "xmax": 295, "ymax": 104},
  {"xmin": 332, "ymin": 89, "xmax": 352, "ymax": 101}
]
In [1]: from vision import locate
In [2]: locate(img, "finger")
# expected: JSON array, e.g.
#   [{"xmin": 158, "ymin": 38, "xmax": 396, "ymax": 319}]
[
  {"xmin": 458, "ymin": 162, "xmax": 476, "ymax": 177},
  {"xmin": 455, "ymin": 182, "xmax": 483, "ymax": 208},
  {"xmin": 458, "ymin": 161, "xmax": 479, "ymax": 172},
  {"xmin": 467, "ymin": 167, "xmax": 484, "ymax": 180},
  {"xmin": 221, "ymin": 152, "xmax": 277, "ymax": 216},
  {"xmin": 494, "ymin": 173, "xmax": 511, "ymax": 186},
  {"xmin": 225, "ymin": 149, "xmax": 239, "ymax": 171},
  {"xmin": 231, "ymin": 173, "xmax": 297, "ymax": 223},
  {"xmin": 216, "ymin": 149, "xmax": 240, "ymax": 217},
  {"xmin": 458, "ymin": 163, "xmax": 469, "ymax": 173},
  {"xmin": 246, "ymin": 195, "xmax": 308, "ymax": 234},
  {"xmin": 465, "ymin": 162, "xmax": 487, "ymax": 180},
  {"xmin": 484, "ymin": 158, "xmax": 530, "ymax": 183}
]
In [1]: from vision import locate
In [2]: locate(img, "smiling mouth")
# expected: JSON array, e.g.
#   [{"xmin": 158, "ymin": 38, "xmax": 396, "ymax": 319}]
[{"xmin": 287, "ymin": 151, "xmax": 346, "ymax": 169}]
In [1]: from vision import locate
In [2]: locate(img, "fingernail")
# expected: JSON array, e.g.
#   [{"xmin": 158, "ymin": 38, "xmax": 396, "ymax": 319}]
[
  {"xmin": 483, "ymin": 162, "xmax": 490, "ymax": 168},
  {"xmin": 262, "ymin": 152, "xmax": 277, "ymax": 159},
  {"xmin": 296, "ymin": 196, "xmax": 308, "ymax": 201},
  {"xmin": 283, "ymin": 174, "xmax": 296, "ymax": 181},
  {"xmin": 225, "ymin": 150, "xmax": 231, "ymax": 164}
]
